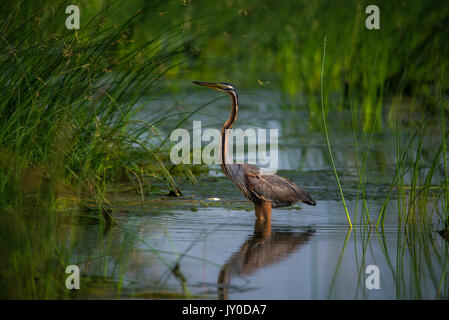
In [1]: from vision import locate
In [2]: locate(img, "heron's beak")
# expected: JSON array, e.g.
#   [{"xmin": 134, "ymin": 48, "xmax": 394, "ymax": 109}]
[{"xmin": 192, "ymin": 81, "xmax": 225, "ymax": 91}]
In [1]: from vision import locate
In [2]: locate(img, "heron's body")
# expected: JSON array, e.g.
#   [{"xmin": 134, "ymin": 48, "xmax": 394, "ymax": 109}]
[{"xmin": 193, "ymin": 81, "xmax": 316, "ymax": 221}]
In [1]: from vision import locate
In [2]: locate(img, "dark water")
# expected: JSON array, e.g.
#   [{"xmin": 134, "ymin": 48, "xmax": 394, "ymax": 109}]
[{"xmin": 70, "ymin": 92, "xmax": 449, "ymax": 299}]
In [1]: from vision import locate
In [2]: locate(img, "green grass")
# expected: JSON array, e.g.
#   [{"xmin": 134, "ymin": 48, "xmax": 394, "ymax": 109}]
[
  {"xmin": 137, "ymin": 0, "xmax": 448, "ymax": 131},
  {"xmin": 0, "ymin": 0, "xmax": 201, "ymax": 299},
  {"xmin": 0, "ymin": 0, "xmax": 197, "ymax": 211},
  {"xmin": 317, "ymin": 10, "xmax": 449, "ymax": 233},
  {"xmin": 320, "ymin": 37, "xmax": 352, "ymax": 228}
]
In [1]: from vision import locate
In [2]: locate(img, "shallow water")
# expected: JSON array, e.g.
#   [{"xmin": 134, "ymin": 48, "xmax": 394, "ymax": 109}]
[
  {"xmin": 73, "ymin": 183, "xmax": 447, "ymax": 300},
  {"xmin": 68, "ymin": 93, "xmax": 448, "ymax": 299}
]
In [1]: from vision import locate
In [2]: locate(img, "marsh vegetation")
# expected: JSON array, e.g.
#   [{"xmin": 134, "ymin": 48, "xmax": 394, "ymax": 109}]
[{"xmin": 0, "ymin": 0, "xmax": 448, "ymax": 299}]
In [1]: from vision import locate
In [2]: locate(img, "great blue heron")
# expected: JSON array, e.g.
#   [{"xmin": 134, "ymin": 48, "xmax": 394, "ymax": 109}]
[{"xmin": 192, "ymin": 81, "xmax": 316, "ymax": 221}]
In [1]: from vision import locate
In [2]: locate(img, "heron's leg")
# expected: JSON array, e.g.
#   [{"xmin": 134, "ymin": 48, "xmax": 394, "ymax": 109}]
[
  {"xmin": 254, "ymin": 217, "xmax": 271, "ymax": 239},
  {"xmin": 217, "ymin": 267, "xmax": 229, "ymax": 300},
  {"xmin": 254, "ymin": 200, "xmax": 272, "ymax": 222}
]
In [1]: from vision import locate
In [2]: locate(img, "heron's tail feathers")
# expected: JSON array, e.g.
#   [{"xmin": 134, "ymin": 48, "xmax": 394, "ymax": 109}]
[{"xmin": 297, "ymin": 189, "xmax": 316, "ymax": 206}]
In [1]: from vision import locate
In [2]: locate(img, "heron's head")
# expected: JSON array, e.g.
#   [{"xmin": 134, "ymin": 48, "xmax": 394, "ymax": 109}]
[{"xmin": 192, "ymin": 81, "xmax": 236, "ymax": 93}]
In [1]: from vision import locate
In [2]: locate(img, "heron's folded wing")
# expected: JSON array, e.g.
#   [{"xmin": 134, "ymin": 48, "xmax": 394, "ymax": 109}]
[{"xmin": 243, "ymin": 165, "xmax": 316, "ymax": 205}]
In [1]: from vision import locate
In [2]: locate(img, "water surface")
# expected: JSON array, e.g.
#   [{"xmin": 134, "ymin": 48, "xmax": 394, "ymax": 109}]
[{"xmin": 70, "ymin": 93, "xmax": 449, "ymax": 299}]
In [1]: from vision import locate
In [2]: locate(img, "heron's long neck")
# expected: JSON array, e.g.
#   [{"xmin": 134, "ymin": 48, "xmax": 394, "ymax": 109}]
[{"xmin": 221, "ymin": 90, "xmax": 238, "ymax": 176}]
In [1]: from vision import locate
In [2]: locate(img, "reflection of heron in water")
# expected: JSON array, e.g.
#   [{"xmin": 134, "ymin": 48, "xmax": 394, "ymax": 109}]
[
  {"xmin": 217, "ymin": 219, "xmax": 315, "ymax": 299},
  {"xmin": 193, "ymin": 82, "xmax": 316, "ymax": 222}
]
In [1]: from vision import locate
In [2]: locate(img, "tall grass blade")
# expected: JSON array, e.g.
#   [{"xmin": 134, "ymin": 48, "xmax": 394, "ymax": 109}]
[{"xmin": 320, "ymin": 36, "xmax": 352, "ymax": 228}]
